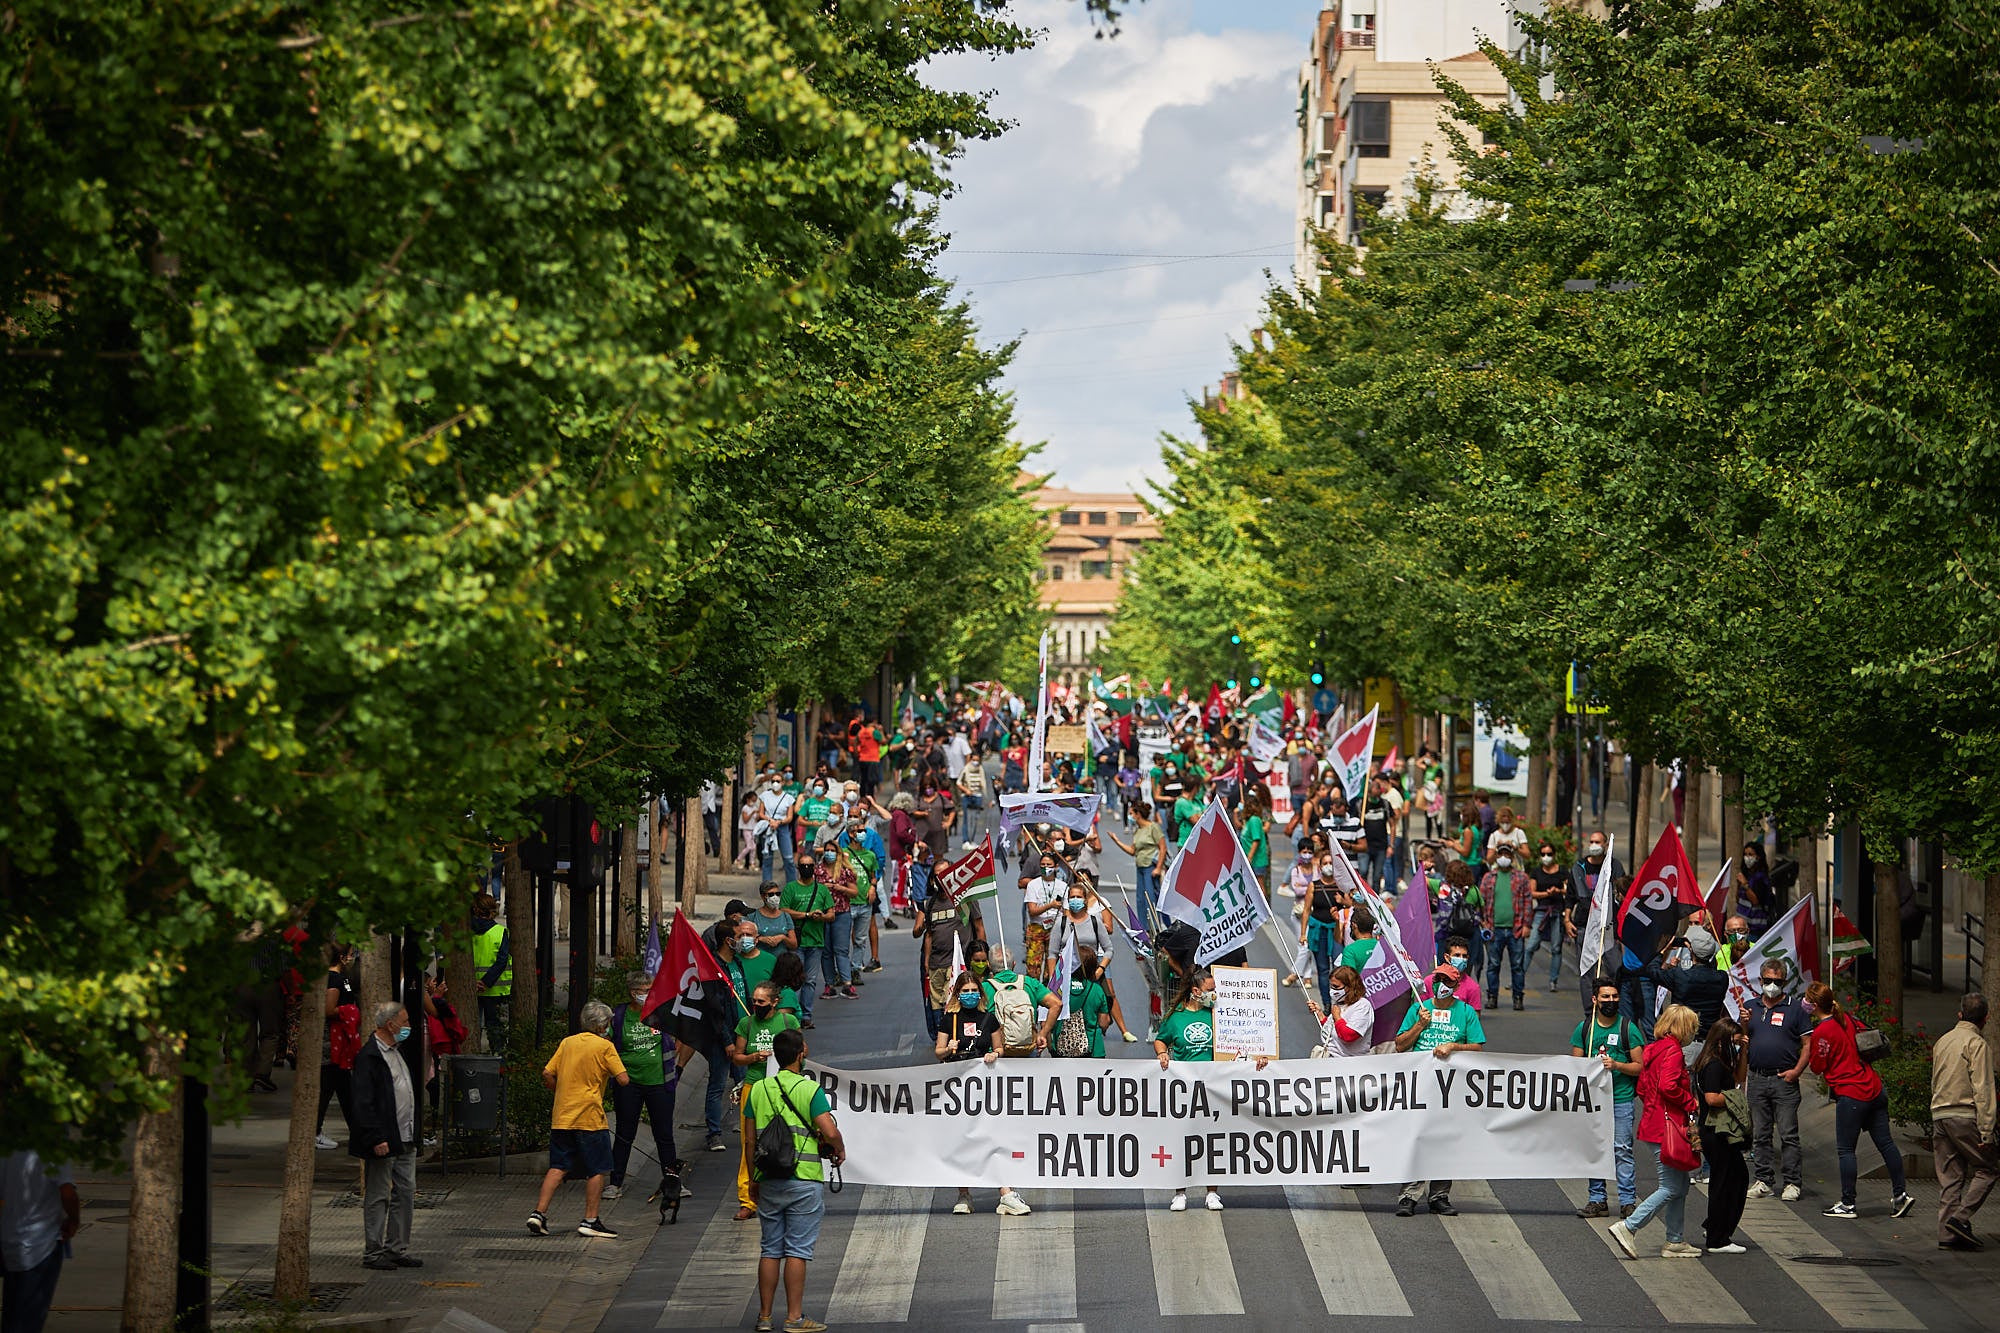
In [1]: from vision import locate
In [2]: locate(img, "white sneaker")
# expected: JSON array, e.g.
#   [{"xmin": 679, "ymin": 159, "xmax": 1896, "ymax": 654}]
[
  {"xmin": 1169, "ymin": 1192, "xmax": 1188, "ymax": 1213},
  {"xmin": 1608, "ymin": 1220, "xmax": 1638, "ymax": 1259},
  {"xmin": 602, "ymin": 1185, "xmax": 622, "ymax": 1201},
  {"xmin": 951, "ymin": 1198, "xmax": 972, "ymax": 1215},
  {"xmin": 1205, "ymin": 1190, "xmax": 1224, "ymax": 1212},
  {"xmin": 995, "ymin": 1192, "xmax": 1031, "ymax": 1216},
  {"xmin": 314, "ymin": 1134, "xmax": 338, "ymax": 1150},
  {"xmin": 1708, "ymin": 1242, "xmax": 1747, "ymax": 1254},
  {"xmin": 1781, "ymin": 1184, "xmax": 1802, "ymax": 1202},
  {"xmin": 1747, "ymin": 1181, "xmax": 1772, "ymax": 1199}
]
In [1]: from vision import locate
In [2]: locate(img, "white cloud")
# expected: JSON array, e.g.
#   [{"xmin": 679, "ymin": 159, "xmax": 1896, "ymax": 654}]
[{"xmin": 926, "ymin": 0, "xmax": 1322, "ymax": 495}]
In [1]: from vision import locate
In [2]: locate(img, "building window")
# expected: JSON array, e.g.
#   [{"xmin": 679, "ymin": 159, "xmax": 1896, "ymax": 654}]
[
  {"xmin": 1049, "ymin": 565, "xmax": 1064, "ymax": 580},
  {"xmin": 1320, "ymin": 114, "xmax": 1340, "ymax": 154},
  {"xmin": 1087, "ymin": 511, "xmax": 1107, "ymax": 525},
  {"xmin": 1058, "ymin": 510, "xmax": 1081, "ymax": 525},
  {"xmin": 1082, "ymin": 560, "xmax": 1110, "ymax": 579},
  {"xmin": 1351, "ymin": 98, "xmax": 1390, "ymax": 158},
  {"xmin": 1118, "ymin": 511, "xmax": 1139, "ymax": 525}
]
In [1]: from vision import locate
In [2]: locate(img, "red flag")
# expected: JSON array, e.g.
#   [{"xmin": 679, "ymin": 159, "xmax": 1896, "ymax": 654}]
[
  {"xmin": 642, "ymin": 909, "xmax": 732, "ymax": 1042},
  {"xmin": 1204, "ymin": 682, "xmax": 1223, "ymax": 724},
  {"xmin": 1282, "ymin": 691, "xmax": 1296, "ymax": 724},
  {"xmin": 1616, "ymin": 825, "xmax": 1705, "ymax": 958}
]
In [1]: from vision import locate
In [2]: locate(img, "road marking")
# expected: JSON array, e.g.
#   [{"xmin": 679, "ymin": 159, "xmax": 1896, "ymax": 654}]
[
  {"xmin": 1284, "ymin": 1183, "xmax": 1411, "ymax": 1316},
  {"xmin": 1145, "ymin": 1195, "xmax": 1246, "ymax": 1315},
  {"xmin": 1717, "ymin": 1190, "xmax": 1923, "ymax": 1329},
  {"xmin": 824, "ymin": 1186, "xmax": 931, "ymax": 1324},
  {"xmin": 992, "ymin": 1189, "xmax": 1076, "ymax": 1321},
  {"xmin": 654, "ymin": 1201, "xmax": 758, "ymax": 1329},
  {"xmin": 1448, "ymin": 1181, "xmax": 1580, "ymax": 1321},
  {"xmin": 1557, "ymin": 1179, "xmax": 1751, "ymax": 1323}
]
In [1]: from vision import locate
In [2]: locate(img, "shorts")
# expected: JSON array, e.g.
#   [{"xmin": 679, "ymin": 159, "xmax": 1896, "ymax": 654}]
[
  {"xmin": 548, "ymin": 1127, "xmax": 614, "ymax": 1178},
  {"xmin": 757, "ymin": 1177, "xmax": 825, "ymax": 1259}
]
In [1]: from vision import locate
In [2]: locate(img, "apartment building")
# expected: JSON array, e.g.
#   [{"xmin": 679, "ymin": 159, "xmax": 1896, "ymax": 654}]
[{"xmin": 1294, "ymin": 0, "xmax": 1512, "ymax": 283}]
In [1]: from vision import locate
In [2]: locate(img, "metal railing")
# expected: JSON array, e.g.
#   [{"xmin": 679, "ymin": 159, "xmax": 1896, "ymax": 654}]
[
  {"xmin": 1967, "ymin": 911, "xmax": 1985, "ymax": 992},
  {"xmin": 1341, "ymin": 30, "xmax": 1376, "ymax": 49}
]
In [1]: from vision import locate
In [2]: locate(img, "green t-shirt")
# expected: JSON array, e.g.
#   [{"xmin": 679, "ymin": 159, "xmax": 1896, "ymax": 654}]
[
  {"xmin": 1243, "ymin": 814, "xmax": 1269, "ymax": 869},
  {"xmin": 799, "ymin": 795, "xmax": 835, "ymax": 827},
  {"xmin": 981, "ymin": 970, "xmax": 1053, "ymax": 1010},
  {"xmin": 781, "ymin": 879, "xmax": 831, "ymax": 949},
  {"xmin": 779, "ymin": 986, "xmax": 800, "ymax": 1016},
  {"xmin": 733, "ymin": 1010, "xmax": 801, "ymax": 1083},
  {"xmin": 614, "ymin": 1006, "xmax": 667, "ymax": 1086},
  {"xmin": 753, "ymin": 909, "xmax": 794, "ymax": 951},
  {"xmin": 1066, "ymin": 976, "xmax": 1110, "ymax": 1059},
  {"xmin": 1339, "ymin": 937, "xmax": 1380, "ymax": 973},
  {"xmin": 1173, "ymin": 796, "xmax": 1203, "ymax": 843},
  {"xmin": 848, "ymin": 844, "xmax": 879, "ymax": 901},
  {"xmin": 1491, "ymin": 871, "xmax": 1515, "ymax": 928},
  {"xmin": 1571, "ymin": 1014, "xmax": 1640, "ymax": 1102},
  {"xmin": 1156, "ymin": 1005, "xmax": 1215, "ymax": 1062},
  {"xmin": 734, "ymin": 947, "xmax": 777, "ymax": 999},
  {"xmin": 1397, "ymin": 998, "xmax": 1486, "ymax": 1052}
]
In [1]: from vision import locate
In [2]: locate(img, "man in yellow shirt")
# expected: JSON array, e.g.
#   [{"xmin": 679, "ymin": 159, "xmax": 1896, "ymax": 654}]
[{"xmin": 527, "ymin": 1001, "xmax": 630, "ymax": 1239}]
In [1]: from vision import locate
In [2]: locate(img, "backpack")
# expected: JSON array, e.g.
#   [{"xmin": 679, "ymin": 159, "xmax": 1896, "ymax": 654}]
[
  {"xmin": 1053, "ymin": 980, "xmax": 1099, "ymax": 1058},
  {"xmin": 991, "ymin": 976, "xmax": 1039, "ymax": 1055},
  {"xmin": 1447, "ymin": 889, "xmax": 1481, "ymax": 940},
  {"xmin": 751, "ymin": 1075, "xmax": 819, "ymax": 1181}
]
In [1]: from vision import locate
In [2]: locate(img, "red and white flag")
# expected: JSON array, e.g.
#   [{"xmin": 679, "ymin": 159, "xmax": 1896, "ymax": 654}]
[
  {"xmin": 1724, "ymin": 896, "xmax": 1822, "ymax": 1018},
  {"xmin": 1160, "ymin": 798, "xmax": 1274, "ymax": 964},
  {"xmin": 1327, "ymin": 705, "xmax": 1379, "ymax": 802},
  {"xmin": 1616, "ymin": 825, "xmax": 1705, "ymax": 960},
  {"xmin": 641, "ymin": 909, "xmax": 734, "ymax": 1043}
]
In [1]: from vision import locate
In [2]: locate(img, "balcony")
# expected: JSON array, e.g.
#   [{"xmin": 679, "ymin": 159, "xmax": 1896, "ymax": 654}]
[{"xmin": 1340, "ymin": 29, "xmax": 1376, "ymax": 50}]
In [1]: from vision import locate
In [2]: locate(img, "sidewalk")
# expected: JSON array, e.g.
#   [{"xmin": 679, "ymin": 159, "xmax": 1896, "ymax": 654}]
[{"xmin": 55, "ymin": 893, "xmax": 750, "ymax": 1332}]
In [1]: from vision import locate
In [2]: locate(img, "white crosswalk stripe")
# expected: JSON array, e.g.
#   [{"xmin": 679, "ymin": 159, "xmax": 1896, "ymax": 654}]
[
  {"xmin": 653, "ymin": 1197, "xmax": 758, "ymax": 1329},
  {"xmin": 992, "ymin": 1189, "xmax": 1078, "ymax": 1322},
  {"xmin": 1716, "ymin": 1189, "xmax": 1924, "ymax": 1330},
  {"xmin": 1557, "ymin": 1179, "xmax": 1752, "ymax": 1324},
  {"xmin": 1145, "ymin": 1194, "xmax": 1246, "ymax": 1315},
  {"xmin": 823, "ymin": 1185, "xmax": 931, "ymax": 1324},
  {"xmin": 1447, "ymin": 1181, "xmax": 1581, "ymax": 1321},
  {"xmin": 1284, "ymin": 1184, "xmax": 1413, "ymax": 1317}
]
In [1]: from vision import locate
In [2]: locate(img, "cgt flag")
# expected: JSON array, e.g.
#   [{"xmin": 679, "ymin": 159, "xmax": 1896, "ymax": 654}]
[
  {"xmin": 641, "ymin": 909, "xmax": 736, "ymax": 1044},
  {"xmin": 1616, "ymin": 825, "xmax": 1705, "ymax": 961},
  {"xmin": 1159, "ymin": 798, "xmax": 1275, "ymax": 965},
  {"xmin": 1724, "ymin": 896, "xmax": 1822, "ymax": 1019},
  {"xmin": 1328, "ymin": 705, "xmax": 1379, "ymax": 803},
  {"xmin": 934, "ymin": 836, "xmax": 999, "ymax": 906}
]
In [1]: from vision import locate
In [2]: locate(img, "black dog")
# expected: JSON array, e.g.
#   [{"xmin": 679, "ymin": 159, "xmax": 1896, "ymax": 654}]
[{"xmin": 649, "ymin": 1157, "xmax": 687, "ymax": 1224}]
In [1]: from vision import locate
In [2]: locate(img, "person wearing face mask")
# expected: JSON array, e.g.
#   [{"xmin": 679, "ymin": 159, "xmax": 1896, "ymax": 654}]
[
  {"xmin": 1525, "ymin": 841, "xmax": 1569, "ymax": 992},
  {"xmin": 1568, "ymin": 831, "xmax": 1626, "ymax": 955},
  {"xmin": 753, "ymin": 885, "xmax": 797, "ymax": 955},
  {"xmin": 781, "ymin": 854, "xmax": 836, "ymax": 1027},
  {"xmin": 725, "ymin": 918, "xmax": 780, "ymax": 1021},
  {"xmin": 1715, "ymin": 914, "xmax": 1753, "ymax": 971},
  {"xmin": 1152, "ymin": 759, "xmax": 1188, "ymax": 841},
  {"xmin": 1742, "ymin": 960, "xmax": 1810, "ymax": 1201},
  {"xmin": 1479, "ymin": 843, "xmax": 1534, "ymax": 1011},
  {"xmin": 1571, "ymin": 979, "xmax": 1643, "ymax": 1218},
  {"xmin": 1299, "ymin": 857, "xmax": 1348, "ymax": 1011},
  {"xmin": 527, "ymin": 1001, "xmax": 631, "ymax": 1239},
  {"xmin": 798, "ymin": 778, "xmax": 835, "ymax": 833},
  {"xmin": 1307, "ymin": 965, "xmax": 1376, "ymax": 1058},
  {"xmin": 730, "ymin": 982, "xmax": 802, "ymax": 1221},
  {"xmin": 1391, "ymin": 948, "xmax": 1487, "ymax": 1216},
  {"xmin": 352, "ymin": 1002, "xmax": 424, "ymax": 1266},
  {"xmin": 1019, "ymin": 851, "xmax": 1068, "ymax": 983},
  {"xmin": 757, "ymin": 776, "xmax": 798, "ymax": 887},
  {"xmin": 934, "ymin": 969, "xmax": 1030, "ymax": 1216},
  {"xmin": 1054, "ymin": 878, "xmax": 1137, "ymax": 1041},
  {"xmin": 1155, "ymin": 969, "xmax": 1225, "ymax": 1212},
  {"xmin": 605, "ymin": 974, "xmax": 678, "ymax": 1203},
  {"xmin": 1692, "ymin": 1016, "xmax": 1752, "ymax": 1253}
]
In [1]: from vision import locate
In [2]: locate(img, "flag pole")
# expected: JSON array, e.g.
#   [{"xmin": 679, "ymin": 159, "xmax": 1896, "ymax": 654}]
[{"xmin": 1595, "ymin": 835, "xmax": 1617, "ymax": 979}]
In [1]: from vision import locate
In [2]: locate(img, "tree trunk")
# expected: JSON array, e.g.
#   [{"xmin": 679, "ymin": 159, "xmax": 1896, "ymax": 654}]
[
  {"xmin": 121, "ymin": 1043, "xmax": 185, "ymax": 1333},
  {"xmin": 1525, "ymin": 720, "xmax": 1550, "ymax": 827},
  {"xmin": 504, "ymin": 843, "xmax": 536, "ymax": 1038},
  {"xmin": 1719, "ymin": 771, "xmax": 1743, "ymax": 886},
  {"xmin": 1683, "ymin": 765, "xmax": 1705, "ymax": 874},
  {"xmin": 1541, "ymin": 719, "xmax": 1560, "ymax": 832},
  {"xmin": 1983, "ymin": 874, "xmax": 2000, "ymax": 1025},
  {"xmin": 358, "ymin": 932, "xmax": 392, "ymax": 1024},
  {"xmin": 274, "ymin": 975, "xmax": 326, "ymax": 1302},
  {"xmin": 648, "ymin": 798, "xmax": 667, "ymax": 930},
  {"xmin": 1632, "ymin": 762, "xmax": 1655, "ymax": 858},
  {"xmin": 1875, "ymin": 859, "xmax": 1905, "ymax": 1013},
  {"xmin": 680, "ymin": 797, "xmax": 706, "ymax": 913}
]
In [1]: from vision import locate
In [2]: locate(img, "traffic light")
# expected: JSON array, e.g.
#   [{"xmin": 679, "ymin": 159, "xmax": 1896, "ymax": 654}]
[
  {"xmin": 1229, "ymin": 633, "xmax": 1242, "ymax": 645},
  {"xmin": 1226, "ymin": 678, "xmax": 1238, "ymax": 689},
  {"xmin": 1249, "ymin": 675, "xmax": 1262, "ymax": 688},
  {"xmin": 1310, "ymin": 670, "xmax": 1325, "ymax": 686}
]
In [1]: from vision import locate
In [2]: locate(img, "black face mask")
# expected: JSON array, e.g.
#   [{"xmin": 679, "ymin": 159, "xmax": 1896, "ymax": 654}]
[
  {"xmin": 1597, "ymin": 1001, "xmax": 1619, "ymax": 1017},
  {"xmin": 752, "ymin": 1001, "xmax": 773, "ymax": 1017}
]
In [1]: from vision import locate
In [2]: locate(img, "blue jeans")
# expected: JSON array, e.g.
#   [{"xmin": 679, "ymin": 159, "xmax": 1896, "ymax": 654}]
[
  {"xmin": 1626, "ymin": 1140, "xmax": 1688, "ymax": 1242},
  {"xmin": 797, "ymin": 945, "xmax": 826, "ymax": 1020},
  {"xmin": 3, "ymin": 1245, "xmax": 64, "ymax": 1333},
  {"xmin": 1359, "ymin": 849, "xmax": 1391, "ymax": 894},
  {"xmin": 1835, "ymin": 1093, "xmax": 1906, "ymax": 1205},
  {"xmin": 756, "ymin": 1177, "xmax": 826, "ymax": 1260},
  {"xmin": 1388, "ymin": 837, "xmax": 1407, "ymax": 895},
  {"xmin": 827, "ymin": 908, "xmax": 852, "ymax": 986},
  {"xmin": 848, "ymin": 904, "xmax": 872, "ymax": 969},
  {"xmin": 1525, "ymin": 911, "xmax": 1563, "ymax": 987},
  {"xmin": 1307, "ymin": 918, "xmax": 1339, "ymax": 1009},
  {"xmin": 1135, "ymin": 865, "xmax": 1158, "ymax": 929},
  {"xmin": 1620, "ymin": 975, "xmax": 1655, "ymax": 1042},
  {"xmin": 776, "ymin": 825, "xmax": 796, "ymax": 886},
  {"xmin": 1485, "ymin": 931, "xmax": 1526, "ymax": 999},
  {"xmin": 702, "ymin": 1039, "xmax": 738, "ymax": 1137},
  {"xmin": 1590, "ymin": 1099, "xmax": 1638, "ymax": 1206}
]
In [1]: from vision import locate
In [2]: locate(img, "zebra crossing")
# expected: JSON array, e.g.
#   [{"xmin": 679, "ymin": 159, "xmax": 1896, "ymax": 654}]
[{"xmin": 599, "ymin": 1174, "xmax": 1970, "ymax": 1332}]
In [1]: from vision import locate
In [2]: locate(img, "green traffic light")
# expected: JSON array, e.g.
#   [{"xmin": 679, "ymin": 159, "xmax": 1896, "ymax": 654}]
[
  {"xmin": 1311, "ymin": 672, "xmax": 1324, "ymax": 685},
  {"xmin": 1249, "ymin": 676, "xmax": 1261, "ymax": 688},
  {"xmin": 1229, "ymin": 633, "xmax": 1241, "ymax": 645},
  {"xmin": 1226, "ymin": 679, "xmax": 1238, "ymax": 689}
]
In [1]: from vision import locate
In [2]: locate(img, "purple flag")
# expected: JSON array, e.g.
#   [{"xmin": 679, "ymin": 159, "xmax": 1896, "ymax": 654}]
[
  {"xmin": 1353, "ymin": 887, "xmax": 1440, "ymax": 1045},
  {"xmin": 642, "ymin": 915, "xmax": 662, "ymax": 978}
]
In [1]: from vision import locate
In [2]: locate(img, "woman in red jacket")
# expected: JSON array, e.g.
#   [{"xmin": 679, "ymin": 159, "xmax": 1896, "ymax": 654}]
[
  {"xmin": 1609, "ymin": 1003, "xmax": 1702, "ymax": 1259},
  {"xmin": 1803, "ymin": 982, "xmax": 1914, "ymax": 1219}
]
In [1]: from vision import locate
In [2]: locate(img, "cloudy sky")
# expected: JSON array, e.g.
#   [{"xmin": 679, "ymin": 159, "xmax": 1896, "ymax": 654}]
[{"xmin": 928, "ymin": 0, "xmax": 1325, "ymax": 496}]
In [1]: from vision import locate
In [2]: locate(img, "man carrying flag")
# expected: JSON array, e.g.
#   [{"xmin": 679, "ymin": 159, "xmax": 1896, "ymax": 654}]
[{"xmin": 644, "ymin": 910, "xmax": 742, "ymax": 1154}]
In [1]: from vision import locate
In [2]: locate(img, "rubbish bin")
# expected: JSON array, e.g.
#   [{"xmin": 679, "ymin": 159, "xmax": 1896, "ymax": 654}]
[{"xmin": 444, "ymin": 1055, "xmax": 508, "ymax": 1176}]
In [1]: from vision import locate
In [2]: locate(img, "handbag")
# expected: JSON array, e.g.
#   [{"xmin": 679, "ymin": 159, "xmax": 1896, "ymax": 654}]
[{"xmin": 1659, "ymin": 1112, "xmax": 1703, "ymax": 1171}]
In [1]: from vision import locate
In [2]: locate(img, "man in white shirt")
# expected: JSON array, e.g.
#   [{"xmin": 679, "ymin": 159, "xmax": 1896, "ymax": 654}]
[
  {"xmin": 1, "ymin": 1150, "xmax": 79, "ymax": 1330},
  {"xmin": 943, "ymin": 728, "xmax": 971, "ymax": 782}
]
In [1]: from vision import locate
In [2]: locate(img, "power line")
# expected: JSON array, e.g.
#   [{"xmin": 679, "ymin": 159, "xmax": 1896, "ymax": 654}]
[
  {"xmin": 961, "ymin": 245, "xmax": 1293, "ymax": 286},
  {"xmin": 1014, "ymin": 308, "xmax": 1265, "ymax": 337},
  {"xmin": 952, "ymin": 244, "xmax": 1292, "ymax": 258}
]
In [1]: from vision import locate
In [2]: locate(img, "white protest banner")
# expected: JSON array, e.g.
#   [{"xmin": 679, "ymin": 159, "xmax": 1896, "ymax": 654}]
[
  {"xmin": 998, "ymin": 791, "xmax": 1102, "ymax": 835},
  {"xmin": 1211, "ymin": 965, "xmax": 1280, "ymax": 1058},
  {"xmin": 1723, "ymin": 895, "xmax": 1821, "ymax": 1019},
  {"xmin": 1327, "ymin": 704, "xmax": 1379, "ymax": 803},
  {"xmin": 1268, "ymin": 782, "xmax": 1294, "ymax": 822},
  {"xmin": 1159, "ymin": 798, "xmax": 1275, "ymax": 965},
  {"xmin": 1247, "ymin": 716, "xmax": 1285, "ymax": 766},
  {"xmin": 805, "ymin": 1053, "xmax": 1613, "ymax": 1189}
]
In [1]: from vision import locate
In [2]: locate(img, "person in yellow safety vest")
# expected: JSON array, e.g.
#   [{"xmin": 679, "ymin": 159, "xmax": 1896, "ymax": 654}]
[
  {"xmin": 750, "ymin": 1028, "xmax": 844, "ymax": 1333},
  {"xmin": 471, "ymin": 892, "xmax": 512, "ymax": 1051}
]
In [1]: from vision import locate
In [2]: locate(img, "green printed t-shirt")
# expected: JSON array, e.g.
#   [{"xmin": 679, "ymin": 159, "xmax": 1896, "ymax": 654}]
[
  {"xmin": 981, "ymin": 970, "xmax": 1053, "ymax": 1010},
  {"xmin": 733, "ymin": 1011, "xmax": 801, "ymax": 1084},
  {"xmin": 1156, "ymin": 1005, "xmax": 1215, "ymax": 1062},
  {"xmin": 1243, "ymin": 815, "xmax": 1269, "ymax": 869},
  {"xmin": 615, "ymin": 1008, "xmax": 667, "ymax": 1086},
  {"xmin": 781, "ymin": 879, "xmax": 831, "ymax": 949},
  {"xmin": 1397, "ymin": 998, "xmax": 1486, "ymax": 1053},
  {"xmin": 799, "ymin": 795, "xmax": 835, "ymax": 826},
  {"xmin": 1571, "ymin": 1015, "xmax": 1640, "ymax": 1102},
  {"xmin": 1066, "ymin": 977, "xmax": 1109, "ymax": 1059},
  {"xmin": 1339, "ymin": 937, "xmax": 1380, "ymax": 973}
]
